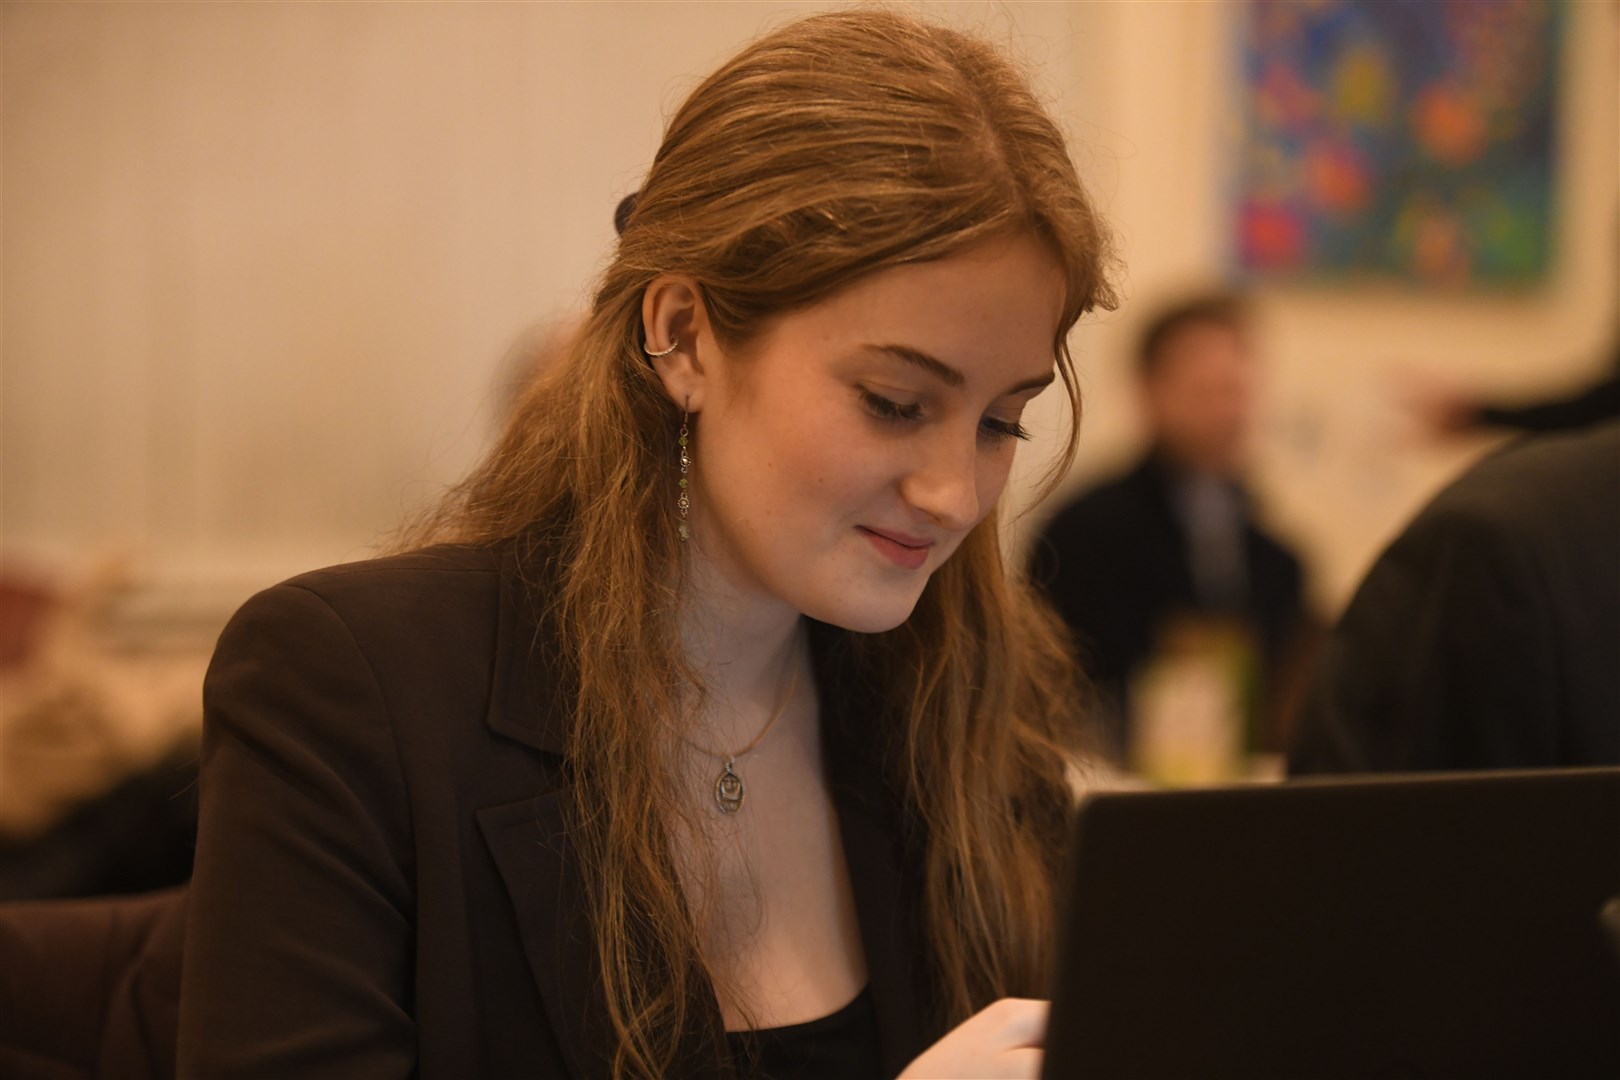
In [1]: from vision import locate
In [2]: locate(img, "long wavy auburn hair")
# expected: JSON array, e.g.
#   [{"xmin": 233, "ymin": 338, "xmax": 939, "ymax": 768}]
[{"xmin": 405, "ymin": 9, "xmax": 1118, "ymax": 1077}]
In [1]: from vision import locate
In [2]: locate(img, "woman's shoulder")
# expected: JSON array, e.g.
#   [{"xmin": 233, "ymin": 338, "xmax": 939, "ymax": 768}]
[
  {"xmin": 278, "ymin": 542, "xmax": 506, "ymax": 598},
  {"xmin": 208, "ymin": 539, "xmax": 561, "ymax": 752},
  {"xmin": 218, "ymin": 542, "xmax": 520, "ymax": 683},
  {"xmin": 245, "ymin": 541, "xmax": 511, "ymax": 625}
]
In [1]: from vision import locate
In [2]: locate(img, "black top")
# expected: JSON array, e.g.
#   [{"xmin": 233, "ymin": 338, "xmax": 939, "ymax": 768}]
[{"xmin": 727, "ymin": 986, "xmax": 883, "ymax": 1080}]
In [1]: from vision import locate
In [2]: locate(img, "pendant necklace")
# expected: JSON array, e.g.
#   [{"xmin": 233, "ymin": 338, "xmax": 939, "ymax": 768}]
[{"xmin": 688, "ymin": 663, "xmax": 799, "ymax": 814}]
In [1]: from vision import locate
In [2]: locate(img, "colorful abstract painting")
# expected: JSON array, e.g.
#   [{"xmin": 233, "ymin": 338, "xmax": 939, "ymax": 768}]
[{"xmin": 1235, "ymin": 0, "xmax": 1561, "ymax": 286}]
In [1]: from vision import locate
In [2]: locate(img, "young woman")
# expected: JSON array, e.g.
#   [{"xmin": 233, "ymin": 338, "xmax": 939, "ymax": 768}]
[{"xmin": 178, "ymin": 10, "xmax": 1117, "ymax": 1078}]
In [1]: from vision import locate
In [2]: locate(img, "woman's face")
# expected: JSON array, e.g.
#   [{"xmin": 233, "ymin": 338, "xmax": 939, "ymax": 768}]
[{"xmin": 685, "ymin": 233, "xmax": 1066, "ymax": 633}]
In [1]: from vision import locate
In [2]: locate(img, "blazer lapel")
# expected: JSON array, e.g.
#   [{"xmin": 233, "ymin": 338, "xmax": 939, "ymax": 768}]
[
  {"xmin": 834, "ymin": 789, "xmax": 934, "ymax": 1077},
  {"xmin": 814, "ymin": 623, "xmax": 937, "ymax": 1077},
  {"xmin": 475, "ymin": 551, "xmax": 615, "ymax": 1077},
  {"xmin": 477, "ymin": 790, "xmax": 616, "ymax": 1079},
  {"xmin": 477, "ymin": 788, "xmax": 735, "ymax": 1080},
  {"xmin": 476, "ymin": 551, "xmax": 732, "ymax": 1078}
]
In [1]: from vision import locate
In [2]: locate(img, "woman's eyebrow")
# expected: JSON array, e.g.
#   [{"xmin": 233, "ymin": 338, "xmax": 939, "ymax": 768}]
[
  {"xmin": 861, "ymin": 343, "xmax": 1054, "ymax": 396},
  {"xmin": 862, "ymin": 343, "xmax": 965, "ymax": 388}
]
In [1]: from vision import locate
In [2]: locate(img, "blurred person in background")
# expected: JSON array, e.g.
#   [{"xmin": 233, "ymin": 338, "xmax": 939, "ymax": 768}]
[
  {"xmin": 1030, "ymin": 294, "xmax": 1312, "ymax": 769},
  {"xmin": 1291, "ymin": 420, "xmax": 1620, "ymax": 775},
  {"xmin": 490, "ymin": 313, "xmax": 586, "ymax": 428}
]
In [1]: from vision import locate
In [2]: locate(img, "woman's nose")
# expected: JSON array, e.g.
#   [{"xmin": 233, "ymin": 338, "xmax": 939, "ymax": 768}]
[{"xmin": 898, "ymin": 430, "xmax": 980, "ymax": 531}]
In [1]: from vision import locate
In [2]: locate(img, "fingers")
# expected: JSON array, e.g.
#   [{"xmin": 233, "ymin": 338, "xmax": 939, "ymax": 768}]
[
  {"xmin": 903, "ymin": 1044, "xmax": 1043, "ymax": 1080},
  {"xmin": 896, "ymin": 997, "xmax": 1050, "ymax": 1080},
  {"xmin": 975, "ymin": 997, "xmax": 1048, "ymax": 1047},
  {"xmin": 1000, "ymin": 1047, "xmax": 1044, "ymax": 1078}
]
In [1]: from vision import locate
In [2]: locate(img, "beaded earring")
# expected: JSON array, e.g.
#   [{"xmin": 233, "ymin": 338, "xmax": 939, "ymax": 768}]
[{"xmin": 677, "ymin": 404, "xmax": 691, "ymax": 542}]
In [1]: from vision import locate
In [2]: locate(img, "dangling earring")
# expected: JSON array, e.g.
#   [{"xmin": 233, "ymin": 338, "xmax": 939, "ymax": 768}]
[{"xmin": 677, "ymin": 402, "xmax": 691, "ymax": 543}]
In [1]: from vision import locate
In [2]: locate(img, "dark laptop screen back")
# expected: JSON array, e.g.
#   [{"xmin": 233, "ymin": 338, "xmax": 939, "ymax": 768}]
[{"xmin": 1043, "ymin": 768, "xmax": 1620, "ymax": 1079}]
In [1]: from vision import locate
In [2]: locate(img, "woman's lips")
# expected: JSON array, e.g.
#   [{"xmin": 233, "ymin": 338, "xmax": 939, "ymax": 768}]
[{"xmin": 859, "ymin": 526, "xmax": 933, "ymax": 570}]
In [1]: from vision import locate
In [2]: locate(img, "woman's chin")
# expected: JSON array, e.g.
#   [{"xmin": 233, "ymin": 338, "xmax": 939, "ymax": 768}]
[{"xmin": 801, "ymin": 592, "xmax": 924, "ymax": 635}]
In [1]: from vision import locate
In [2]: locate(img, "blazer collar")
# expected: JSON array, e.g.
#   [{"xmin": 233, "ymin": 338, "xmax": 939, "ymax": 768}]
[{"xmin": 483, "ymin": 542, "xmax": 570, "ymax": 756}]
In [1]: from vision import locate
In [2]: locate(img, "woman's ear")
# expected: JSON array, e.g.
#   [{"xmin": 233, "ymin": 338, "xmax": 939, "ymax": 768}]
[{"xmin": 642, "ymin": 274, "xmax": 710, "ymax": 412}]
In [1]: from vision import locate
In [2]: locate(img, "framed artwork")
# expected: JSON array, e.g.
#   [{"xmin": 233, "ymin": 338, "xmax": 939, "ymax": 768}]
[{"xmin": 1235, "ymin": 0, "xmax": 1562, "ymax": 286}]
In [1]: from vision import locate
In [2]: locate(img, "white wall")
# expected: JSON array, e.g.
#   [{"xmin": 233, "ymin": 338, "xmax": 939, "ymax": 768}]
[
  {"xmin": 3, "ymin": 1, "xmax": 1615, "ymax": 620},
  {"xmin": 0, "ymin": 0, "xmax": 1081, "ymax": 607}
]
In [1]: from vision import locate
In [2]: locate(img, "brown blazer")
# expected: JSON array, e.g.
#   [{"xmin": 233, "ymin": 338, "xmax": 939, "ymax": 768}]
[{"xmin": 178, "ymin": 543, "xmax": 939, "ymax": 1078}]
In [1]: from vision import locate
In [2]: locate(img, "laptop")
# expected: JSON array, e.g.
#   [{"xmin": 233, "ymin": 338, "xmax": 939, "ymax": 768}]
[{"xmin": 1043, "ymin": 768, "xmax": 1620, "ymax": 1078}]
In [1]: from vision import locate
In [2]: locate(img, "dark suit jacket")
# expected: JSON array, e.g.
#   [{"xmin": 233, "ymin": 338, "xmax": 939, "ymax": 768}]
[
  {"xmin": 1478, "ymin": 348, "xmax": 1620, "ymax": 433},
  {"xmin": 1290, "ymin": 422, "xmax": 1620, "ymax": 774},
  {"xmin": 1029, "ymin": 452, "xmax": 1306, "ymax": 750},
  {"xmin": 178, "ymin": 543, "xmax": 938, "ymax": 1078}
]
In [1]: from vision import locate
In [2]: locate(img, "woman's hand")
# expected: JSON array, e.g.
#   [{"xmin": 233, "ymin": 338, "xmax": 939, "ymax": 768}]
[{"xmin": 897, "ymin": 997, "xmax": 1047, "ymax": 1079}]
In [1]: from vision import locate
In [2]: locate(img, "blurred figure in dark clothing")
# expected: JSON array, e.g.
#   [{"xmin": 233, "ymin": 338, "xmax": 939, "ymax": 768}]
[
  {"xmin": 1291, "ymin": 421, "xmax": 1620, "ymax": 774},
  {"xmin": 1410, "ymin": 278, "xmax": 1619, "ymax": 436},
  {"xmin": 1030, "ymin": 294, "xmax": 1310, "ymax": 762},
  {"xmin": 1468, "ymin": 363, "xmax": 1620, "ymax": 432},
  {"xmin": 1411, "ymin": 348, "xmax": 1620, "ymax": 437}
]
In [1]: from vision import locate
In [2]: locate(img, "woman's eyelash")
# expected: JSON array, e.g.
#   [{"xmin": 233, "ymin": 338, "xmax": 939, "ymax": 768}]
[
  {"xmin": 860, "ymin": 389, "xmax": 924, "ymax": 422},
  {"xmin": 860, "ymin": 387, "xmax": 1030, "ymax": 443},
  {"xmin": 980, "ymin": 418, "xmax": 1031, "ymax": 443}
]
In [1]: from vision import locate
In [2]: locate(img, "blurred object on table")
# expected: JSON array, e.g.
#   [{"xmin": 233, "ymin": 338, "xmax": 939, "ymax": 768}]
[{"xmin": 0, "ymin": 559, "xmax": 212, "ymax": 899}]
